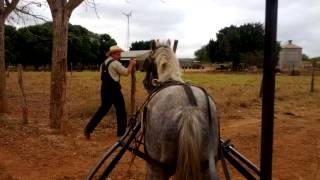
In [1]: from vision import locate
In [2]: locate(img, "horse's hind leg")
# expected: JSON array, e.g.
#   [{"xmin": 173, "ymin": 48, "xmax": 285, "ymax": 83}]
[{"xmin": 145, "ymin": 163, "xmax": 169, "ymax": 180}]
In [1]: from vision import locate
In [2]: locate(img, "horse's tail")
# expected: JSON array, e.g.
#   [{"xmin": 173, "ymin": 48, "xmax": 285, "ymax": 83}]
[{"xmin": 175, "ymin": 107, "xmax": 202, "ymax": 180}]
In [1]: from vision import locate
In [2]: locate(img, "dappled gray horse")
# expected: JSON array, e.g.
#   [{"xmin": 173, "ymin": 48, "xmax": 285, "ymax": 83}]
[{"xmin": 142, "ymin": 40, "xmax": 219, "ymax": 180}]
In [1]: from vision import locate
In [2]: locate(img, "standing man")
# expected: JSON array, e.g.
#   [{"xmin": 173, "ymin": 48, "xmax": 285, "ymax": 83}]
[{"xmin": 84, "ymin": 45, "xmax": 136, "ymax": 139}]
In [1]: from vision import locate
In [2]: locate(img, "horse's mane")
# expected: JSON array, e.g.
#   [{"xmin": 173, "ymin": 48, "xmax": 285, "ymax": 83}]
[{"xmin": 153, "ymin": 40, "xmax": 183, "ymax": 83}]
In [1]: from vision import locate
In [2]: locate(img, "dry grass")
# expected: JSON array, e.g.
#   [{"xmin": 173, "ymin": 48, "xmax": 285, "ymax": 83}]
[
  {"xmin": 7, "ymin": 71, "xmax": 318, "ymax": 122},
  {"xmin": 1, "ymin": 71, "xmax": 320, "ymax": 179}
]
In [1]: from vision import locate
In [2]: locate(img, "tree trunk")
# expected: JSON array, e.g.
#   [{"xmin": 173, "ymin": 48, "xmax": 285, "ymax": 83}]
[
  {"xmin": 0, "ymin": 0, "xmax": 19, "ymax": 113},
  {"xmin": 47, "ymin": 0, "xmax": 84, "ymax": 132},
  {"xmin": 0, "ymin": 19, "xmax": 7, "ymax": 112},
  {"xmin": 49, "ymin": 10, "xmax": 70, "ymax": 130}
]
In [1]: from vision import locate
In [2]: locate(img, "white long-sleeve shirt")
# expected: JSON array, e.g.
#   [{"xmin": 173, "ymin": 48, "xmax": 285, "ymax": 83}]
[{"xmin": 101, "ymin": 57, "xmax": 129, "ymax": 82}]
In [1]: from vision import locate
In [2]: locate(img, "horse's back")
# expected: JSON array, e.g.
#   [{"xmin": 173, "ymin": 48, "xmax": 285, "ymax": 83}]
[{"xmin": 145, "ymin": 85, "xmax": 218, "ymax": 164}]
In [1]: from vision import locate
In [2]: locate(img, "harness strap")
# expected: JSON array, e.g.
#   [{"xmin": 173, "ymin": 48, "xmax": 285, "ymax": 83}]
[
  {"xmin": 132, "ymin": 146, "xmax": 209, "ymax": 177},
  {"xmin": 182, "ymin": 85, "xmax": 198, "ymax": 106},
  {"xmin": 197, "ymin": 86, "xmax": 230, "ymax": 180},
  {"xmin": 142, "ymin": 82, "xmax": 212, "ymax": 177}
]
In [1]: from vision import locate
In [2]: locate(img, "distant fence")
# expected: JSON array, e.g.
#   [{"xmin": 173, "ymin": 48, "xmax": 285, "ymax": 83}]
[{"xmin": 6, "ymin": 62, "xmax": 320, "ymax": 75}]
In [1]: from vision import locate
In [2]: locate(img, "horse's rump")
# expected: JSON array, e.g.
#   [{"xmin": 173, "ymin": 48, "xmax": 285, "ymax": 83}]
[{"xmin": 144, "ymin": 85, "xmax": 218, "ymax": 178}]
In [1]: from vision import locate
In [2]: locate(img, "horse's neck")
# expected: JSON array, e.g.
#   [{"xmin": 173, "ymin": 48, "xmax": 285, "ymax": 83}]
[{"xmin": 159, "ymin": 71, "xmax": 183, "ymax": 82}]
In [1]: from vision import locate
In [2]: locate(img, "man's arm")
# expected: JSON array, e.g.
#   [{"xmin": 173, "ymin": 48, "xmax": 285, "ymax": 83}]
[{"xmin": 113, "ymin": 59, "xmax": 136, "ymax": 76}]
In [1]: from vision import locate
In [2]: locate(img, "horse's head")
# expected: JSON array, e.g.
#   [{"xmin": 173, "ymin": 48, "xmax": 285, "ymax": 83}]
[{"xmin": 143, "ymin": 39, "xmax": 183, "ymax": 93}]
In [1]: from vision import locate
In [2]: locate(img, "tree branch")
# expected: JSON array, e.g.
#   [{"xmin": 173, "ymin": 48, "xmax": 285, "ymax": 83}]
[
  {"xmin": 4, "ymin": 0, "xmax": 20, "ymax": 18},
  {"xmin": 6, "ymin": 1, "xmax": 48, "ymax": 25},
  {"xmin": 82, "ymin": 0, "xmax": 99, "ymax": 18},
  {"xmin": 47, "ymin": 0, "xmax": 58, "ymax": 10},
  {"xmin": 14, "ymin": 7, "xmax": 48, "ymax": 22},
  {"xmin": 67, "ymin": 0, "xmax": 84, "ymax": 12}
]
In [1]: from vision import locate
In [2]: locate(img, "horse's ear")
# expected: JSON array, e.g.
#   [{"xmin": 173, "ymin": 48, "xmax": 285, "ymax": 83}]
[
  {"xmin": 151, "ymin": 40, "xmax": 157, "ymax": 50},
  {"xmin": 166, "ymin": 39, "xmax": 171, "ymax": 47},
  {"xmin": 159, "ymin": 59, "xmax": 168, "ymax": 72}
]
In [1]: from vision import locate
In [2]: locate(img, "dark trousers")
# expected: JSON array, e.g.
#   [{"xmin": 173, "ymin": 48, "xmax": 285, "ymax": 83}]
[{"xmin": 85, "ymin": 88, "xmax": 127, "ymax": 137}]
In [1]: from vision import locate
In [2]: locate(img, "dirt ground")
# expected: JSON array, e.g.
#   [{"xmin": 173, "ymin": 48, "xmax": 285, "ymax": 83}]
[{"xmin": 0, "ymin": 71, "xmax": 319, "ymax": 180}]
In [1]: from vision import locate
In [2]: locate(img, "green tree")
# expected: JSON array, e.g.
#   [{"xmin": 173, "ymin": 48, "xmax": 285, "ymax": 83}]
[
  {"xmin": 97, "ymin": 34, "xmax": 116, "ymax": 62},
  {"xmin": 130, "ymin": 40, "xmax": 152, "ymax": 50},
  {"xmin": 240, "ymin": 50, "xmax": 264, "ymax": 68},
  {"xmin": 194, "ymin": 45, "xmax": 209, "ymax": 62},
  {"xmin": 17, "ymin": 22, "xmax": 52, "ymax": 70},
  {"xmin": 5, "ymin": 25, "xmax": 19, "ymax": 66},
  {"xmin": 5, "ymin": 22, "xmax": 116, "ymax": 71},
  {"xmin": 68, "ymin": 25, "xmax": 96, "ymax": 70},
  {"xmin": 197, "ymin": 23, "xmax": 265, "ymax": 70},
  {"xmin": 302, "ymin": 54, "xmax": 309, "ymax": 61}
]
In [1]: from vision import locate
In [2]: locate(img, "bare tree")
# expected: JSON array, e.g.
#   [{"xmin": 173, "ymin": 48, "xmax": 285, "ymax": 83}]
[
  {"xmin": 0, "ymin": 0, "xmax": 47, "ymax": 113},
  {"xmin": 0, "ymin": 0, "xmax": 20, "ymax": 113},
  {"xmin": 47, "ymin": 0, "xmax": 85, "ymax": 131}
]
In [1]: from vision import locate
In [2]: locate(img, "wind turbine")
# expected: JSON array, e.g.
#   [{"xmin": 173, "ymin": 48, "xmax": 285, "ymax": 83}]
[{"xmin": 122, "ymin": 11, "xmax": 132, "ymax": 51}]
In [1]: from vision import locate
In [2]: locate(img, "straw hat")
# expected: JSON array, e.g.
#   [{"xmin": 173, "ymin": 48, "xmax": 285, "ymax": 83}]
[{"xmin": 106, "ymin": 45, "xmax": 124, "ymax": 56}]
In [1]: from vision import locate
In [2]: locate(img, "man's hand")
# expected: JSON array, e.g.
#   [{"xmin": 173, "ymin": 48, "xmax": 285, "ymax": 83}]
[
  {"xmin": 127, "ymin": 58, "xmax": 136, "ymax": 74},
  {"xmin": 129, "ymin": 59, "xmax": 136, "ymax": 65}
]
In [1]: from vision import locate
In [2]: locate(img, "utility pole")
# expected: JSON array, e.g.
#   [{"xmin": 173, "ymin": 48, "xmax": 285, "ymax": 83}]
[{"xmin": 122, "ymin": 11, "xmax": 132, "ymax": 50}]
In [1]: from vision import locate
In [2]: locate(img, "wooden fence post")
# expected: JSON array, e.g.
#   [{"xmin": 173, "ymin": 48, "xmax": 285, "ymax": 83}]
[
  {"xmin": 6, "ymin": 68, "xmax": 9, "ymax": 77},
  {"xmin": 259, "ymin": 77, "xmax": 263, "ymax": 98},
  {"xmin": 310, "ymin": 60, "xmax": 316, "ymax": 92},
  {"xmin": 130, "ymin": 60, "xmax": 136, "ymax": 117},
  {"xmin": 70, "ymin": 62, "xmax": 73, "ymax": 76},
  {"xmin": 17, "ymin": 64, "xmax": 28, "ymax": 124}
]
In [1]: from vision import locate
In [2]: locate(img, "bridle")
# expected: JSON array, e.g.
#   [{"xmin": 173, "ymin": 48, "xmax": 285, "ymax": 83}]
[
  {"xmin": 143, "ymin": 45, "xmax": 173, "ymax": 92},
  {"xmin": 142, "ymin": 53, "xmax": 159, "ymax": 93}
]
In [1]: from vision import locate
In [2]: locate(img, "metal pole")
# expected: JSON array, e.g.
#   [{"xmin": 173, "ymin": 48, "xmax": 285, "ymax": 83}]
[{"xmin": 260, "ymin": 0, "xmax": 278, "ymax": 179}]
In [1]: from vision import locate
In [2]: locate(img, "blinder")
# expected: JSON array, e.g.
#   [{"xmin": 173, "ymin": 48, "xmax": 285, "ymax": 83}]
[
  {"xmin": 143, "ymin": 54, "xmax": 159, "ymax": 93},
  {"xmin": 143, "ymin": 44, "xmax": 172, "ymax": 93}
]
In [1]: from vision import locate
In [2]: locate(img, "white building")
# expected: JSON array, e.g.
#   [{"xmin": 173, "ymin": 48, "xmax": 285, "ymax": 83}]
[
  {"xmin": 120, "ymin": 50, "xmax": 151, "ymax": 71},
  {"xmin": 279, "ymin": 40, "xmax": 302, "ymax": 71}
]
